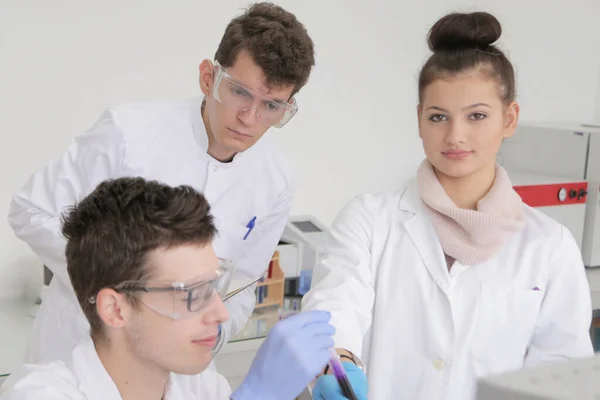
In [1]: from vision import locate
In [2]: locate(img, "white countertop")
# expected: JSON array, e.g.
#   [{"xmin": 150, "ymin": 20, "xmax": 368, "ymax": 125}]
[{"xmin": 0, "ymin": 299, "xmax": 35, "ymax": 376}]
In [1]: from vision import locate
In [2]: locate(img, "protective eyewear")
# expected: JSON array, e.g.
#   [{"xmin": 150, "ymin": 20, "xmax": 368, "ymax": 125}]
[
  {"xmin": 112, "ymin": 259, "xmax": 234, "ymax": 320},
  {"xmin": 212, "ymin": 60, "xmax": 298, "ymax": 128}
]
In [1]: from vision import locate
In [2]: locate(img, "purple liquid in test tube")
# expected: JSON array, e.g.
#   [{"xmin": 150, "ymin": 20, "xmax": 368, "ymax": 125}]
[{"xmin": 329, "ymin": 348, "xmax": 359, "ymax": 400}]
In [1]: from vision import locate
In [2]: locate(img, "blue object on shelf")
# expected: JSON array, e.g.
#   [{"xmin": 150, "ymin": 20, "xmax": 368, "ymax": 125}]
[{"xmin": 298, "ymin": 269, "xmax": 313, "ymax": 295}]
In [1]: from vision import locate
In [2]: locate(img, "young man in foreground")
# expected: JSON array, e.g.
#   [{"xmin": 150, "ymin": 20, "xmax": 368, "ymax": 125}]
[{"xmin": 0, "ymin": 177, "xmax": 334, "ymax": 400}]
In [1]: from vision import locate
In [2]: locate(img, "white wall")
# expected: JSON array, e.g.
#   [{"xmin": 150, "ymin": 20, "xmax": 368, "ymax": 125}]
[{"xmin": 1, "ymin": 0, "xmax": 599, "ymax": 300}]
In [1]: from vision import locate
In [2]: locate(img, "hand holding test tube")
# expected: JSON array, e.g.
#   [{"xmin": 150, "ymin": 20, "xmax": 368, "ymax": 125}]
[
  {"xmin": 312, "ymin": 348, "xmax": 368, "ymax": 399},
  {"xmin": 280, "ymin": 310, "xmax": 364, "ymax": 399},
  {"xmin": 328, "ymin": 348, "xmax": 359, "ymax": 400}
]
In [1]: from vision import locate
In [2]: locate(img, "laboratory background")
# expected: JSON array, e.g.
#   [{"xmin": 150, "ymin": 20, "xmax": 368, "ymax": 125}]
[{"xmin": 2, "ymin": 0, "xmax": 600, "ymax": 397}]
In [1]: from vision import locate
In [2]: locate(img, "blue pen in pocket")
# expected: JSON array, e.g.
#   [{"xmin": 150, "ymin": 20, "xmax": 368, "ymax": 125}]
[{"xmin": 244, "ymin": 216, "xmax": 256, "ymax": 240}]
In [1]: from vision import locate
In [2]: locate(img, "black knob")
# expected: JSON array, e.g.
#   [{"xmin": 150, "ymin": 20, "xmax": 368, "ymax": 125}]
[
  {"xmin": 569, "ymin": 189, "xmax": 578, "ymax": 199},
  {"xmin": 579, "ymin": 188, "xmax": 588, "ymax": 199}
]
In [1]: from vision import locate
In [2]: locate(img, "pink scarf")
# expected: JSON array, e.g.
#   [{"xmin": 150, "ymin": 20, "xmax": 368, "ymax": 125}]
[{"xmin": 417, "ymin": 160, "xmax": 526, "ymax": 266}]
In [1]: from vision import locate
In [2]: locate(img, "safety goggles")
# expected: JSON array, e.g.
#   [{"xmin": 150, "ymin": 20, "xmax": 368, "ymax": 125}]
[
  {"xmin": 112, "ymin": 259, "xmax": 234, "ymax": 320},
  {"xmin": 212, "ymin": 60, "xmax": 298, "ymax": 128}
]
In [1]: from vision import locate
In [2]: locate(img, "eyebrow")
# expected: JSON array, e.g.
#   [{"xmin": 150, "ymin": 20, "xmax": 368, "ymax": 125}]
[
  {"xmin": 229, "ymin": 77, "xmax": 290, "ymax": 104},
  {"xmin": 425, "ymin": 103, "xmax": 492, "ymax": 112}
]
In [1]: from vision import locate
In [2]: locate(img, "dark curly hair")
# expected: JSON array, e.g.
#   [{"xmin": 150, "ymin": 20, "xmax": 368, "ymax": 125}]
[
  {"xmin": 62, "ymin": 177, "xmax": 216, "ymax": 336},
  {"xmin": 215, "ymin": 2, "xmax": 315, "ymax": 95}
]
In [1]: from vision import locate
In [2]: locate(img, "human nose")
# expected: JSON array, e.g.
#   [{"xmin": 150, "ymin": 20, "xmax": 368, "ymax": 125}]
[
  {"xmin": 202, "ymin": 291, "xmax": 230, "ymax": 325},
  {"xmin": 237, "ymin": 102, "xmax": 259, "ymax": 126},
  {"xmin": 445, "ymin": 119, "xmax": 466, "ymax": 145}
]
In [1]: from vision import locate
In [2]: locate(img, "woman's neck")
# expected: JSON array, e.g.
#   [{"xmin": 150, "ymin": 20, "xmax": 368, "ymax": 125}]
[
  {"xmin": 95, "ymin": 337, "xmax": 169, "ymax": 400},
  {"xmin": 434, "ymin": 163, "xmax": 496, "ymax": 210}
]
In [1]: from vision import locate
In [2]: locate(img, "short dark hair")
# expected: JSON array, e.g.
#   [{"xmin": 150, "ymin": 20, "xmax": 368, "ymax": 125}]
[
  {"xmin": 62, "ymin": 177, "xmax": 217, "ymax": 336},
  {"xmin": 215, "ymin": 2, "xmax": 315, "ymax": 95},
  {"xmin": 418, "ymin": 12, "xmax": 516, "ymax": 105}
]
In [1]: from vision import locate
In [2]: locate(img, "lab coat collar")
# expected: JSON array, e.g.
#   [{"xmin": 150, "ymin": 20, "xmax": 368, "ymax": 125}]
[
  {"xmin": 398, "ymin": 180, "xmax": 452, "ymax": 291},
  {"xmin": 69, "ymin": 338, "xmax": 125, "ymax": 400},
  {"xmin": 192, "ymin": 98, "xmax": 209, "ymax": 153},
  {"xmin": 70, "ymin": 338, "xmax": 182, "ymax": 400},
  {"xmin": 397, "ymin": 178, "xmax": 422, "ymax": 214}
]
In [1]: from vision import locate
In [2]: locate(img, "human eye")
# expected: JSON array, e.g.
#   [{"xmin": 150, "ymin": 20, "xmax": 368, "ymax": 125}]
[
  {"xmin": 428, "ymin": 114, "xmax": 447, "ymax": 122},
  {"xmin": 263, "ymin": 101, "xmax": 281, "ymax": 112},
  {"xmin": 231, "ymin": 84, "xmax": 251, "ymax": 98},
  {"xmin": 469, "ymin": 112, "xmax": 487, "ymax": 121}
]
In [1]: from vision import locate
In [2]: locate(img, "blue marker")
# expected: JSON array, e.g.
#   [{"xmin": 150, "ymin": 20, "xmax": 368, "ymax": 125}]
[{"xmin": 244, "ymin": 216, "xmax": 256, "ymax": 240}]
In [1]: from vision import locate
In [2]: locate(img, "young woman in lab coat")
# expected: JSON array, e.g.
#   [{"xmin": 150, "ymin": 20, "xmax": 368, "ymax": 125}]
[
  {"xmin": 7, "ymin": 3, "xmax": 314, "ymax": 365},
  {"xmin": 0, "ymin": 178, "xmax": 335, "ymax": 400},
  {"xmin": 303, "ymin": 11, "xmax": 594, "ymax": 400}
]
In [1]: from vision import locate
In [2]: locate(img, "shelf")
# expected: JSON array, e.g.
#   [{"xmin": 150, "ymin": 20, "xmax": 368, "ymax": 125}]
[
  {"xmin": 256, "ymin": 278, "xmax": 284, "ymax": 287},
  {"xmin": 254, "ymin": 300, "xmax": 282, "ymax": 309},
  {"xmin": 253, "ymin": 251, "xmax": 285, "ymax": 309}
]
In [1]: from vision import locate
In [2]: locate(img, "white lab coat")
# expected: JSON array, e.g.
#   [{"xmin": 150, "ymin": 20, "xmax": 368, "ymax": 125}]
[
  {"xmin": 302, "ymin": 181, "xmax": 594, "ymax": 400},
  {"xmin": 0, "ymin": 338, "xmax": 232, "ymax": 400},
  {"xmin": 8, "ymin": 97, "xmax": 294, "ymax": 363}
]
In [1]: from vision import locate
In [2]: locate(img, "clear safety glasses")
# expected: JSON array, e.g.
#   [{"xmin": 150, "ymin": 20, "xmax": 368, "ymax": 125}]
[
  {"xmin": 113, "ymin": 259, "xmax": 234, "ymax": 320},
  {"xmin": 212, "ymin": 60, "xmax": 298, "ymax": 128}
]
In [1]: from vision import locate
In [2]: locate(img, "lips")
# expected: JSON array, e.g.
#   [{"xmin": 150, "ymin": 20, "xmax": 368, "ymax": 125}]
[
  {"xmin": 228, "ymin": 128, "xmax": 251, "ymax": 138},
  {"xmin": 192, "ymin": 335, "xmax": 218, "ymax": 347},
  {"xmin": 442, "ymin": 149, "xmax": 472, "ymax": 160}
]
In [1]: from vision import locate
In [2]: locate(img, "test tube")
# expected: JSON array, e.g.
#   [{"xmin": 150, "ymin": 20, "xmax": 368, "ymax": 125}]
[{"xmin": 328, "ymin": 348, "xmax": 359, "ymax": 400}]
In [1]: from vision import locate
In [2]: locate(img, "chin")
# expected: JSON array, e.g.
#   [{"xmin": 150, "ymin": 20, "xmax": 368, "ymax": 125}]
[
  {"xmin": 171, "ymin": 360, "xmax": 210, "ymax": 376},
  {"xmin": 220, "ymin": 135, "xmax": 250, "ymax": 154},
  {"xmin": 432, "ymin": 160, "xmax": 476, "ymax": 180}
]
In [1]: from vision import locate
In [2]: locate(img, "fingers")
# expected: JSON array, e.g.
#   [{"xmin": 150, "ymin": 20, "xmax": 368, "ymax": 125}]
[
  {"xmin": 279, "ymin": 310, "xmax": 332, "ymax": 328},
  {"xmin": 312, "ymin": 375, "xmax": 347, "ymax": 400}
]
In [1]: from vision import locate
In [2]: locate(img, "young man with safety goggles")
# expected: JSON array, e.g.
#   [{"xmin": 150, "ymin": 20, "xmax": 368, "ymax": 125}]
[
  {"xmin": 8, "ymin": 2, "xmax": 314, "ymax": 365},
  {"xmin": 0, "ymin": 177, "xmax": 335, "ymax": 400}
]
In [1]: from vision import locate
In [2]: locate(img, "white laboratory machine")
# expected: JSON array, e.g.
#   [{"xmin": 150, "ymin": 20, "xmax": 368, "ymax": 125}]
[
  {"xmin": 510, "ymin": 175, "xmax": 588, "ymax": 249},
  {"xmin": 476, "ymin": 353, "xmax": 600, "ymax": 400},
  {"xmin": 501, "ymin": 122, "xmax": 600, "ymax": 267},
  {"xmin": 501, "ymin": 123, "xmax": 600, "ymax": 312},
  {"xmin": 280, "ymin": 215, "xmax": 337, "ymax": 275}
]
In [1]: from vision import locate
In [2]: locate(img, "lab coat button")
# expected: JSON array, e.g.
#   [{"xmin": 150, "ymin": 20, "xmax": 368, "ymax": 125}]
[
  {"xmin": 433, "ymin": 359, "xmax": 444, "ymax": 371},
  {"xmin": 212, "ymin": 165, "xmax": 218, "ymax": 172}
]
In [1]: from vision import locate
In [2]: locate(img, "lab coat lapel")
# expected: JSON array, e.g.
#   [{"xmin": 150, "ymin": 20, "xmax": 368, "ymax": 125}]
[
  {"xmin": 399, "ymin": 181, "xmax": 452, "ymax": 293},
  {"xmin": 70, "ymin": 338, "xmax": 124, "ymax": 400}
]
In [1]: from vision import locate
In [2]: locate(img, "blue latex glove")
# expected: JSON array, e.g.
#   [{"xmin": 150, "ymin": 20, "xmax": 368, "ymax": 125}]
[
  {"xmin": 231, "ymin": 310, "xmax": 335, "ymax": 400},
  {"xmin": 312, "ymin": 361, "xmax": 368, "ymax": 400}
]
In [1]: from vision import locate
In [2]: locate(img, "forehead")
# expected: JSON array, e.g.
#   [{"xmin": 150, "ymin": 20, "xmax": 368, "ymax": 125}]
[
  {"xmin": 224, "ymin": 50, "xmax": 294, "ymax": 101},
  {"xmin": 146, "ymin": 244, "xmax": 219, "ymax": 283},
  {"xmin": 422, "ymin": 72, "xmax": 502, "ymax": 109}
]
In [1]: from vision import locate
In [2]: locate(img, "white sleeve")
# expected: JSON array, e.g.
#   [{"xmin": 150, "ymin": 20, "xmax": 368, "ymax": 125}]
[
  {"xmin": 0, "ymin": 365, "xmax": 85, "ymax": 400},
  {"xmin": 301, "ymin": 195, "xmax": 376, "ymax": 359},
  {"xmin": 7, "ymin": 109, "xmax": 125, "ymax": 286},
  {"xmin": 0, "ymin": 386, "xmax": 79, "ymax": 400},
  {"xmin": 524, "ymin": 225, "xmax": 595, "ymax": 367},
  {"xmin": 215, "ymin": 182, "xmax": 294, "ymax": 351}
]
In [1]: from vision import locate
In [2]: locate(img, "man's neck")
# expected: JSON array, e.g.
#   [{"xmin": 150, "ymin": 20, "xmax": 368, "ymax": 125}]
[{"xmin": 94, "ymin": 337, "xmax": 169, "ymax": 400}]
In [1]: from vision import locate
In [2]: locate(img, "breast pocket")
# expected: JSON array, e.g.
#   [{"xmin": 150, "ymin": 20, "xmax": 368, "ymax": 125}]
[
  {"xmin": 471, "ymin": 283, "xmax": 544, "ymax": 374},
  {"xmin": 212, "ymin": 219, "xmax": 251, "ymax": 264}
]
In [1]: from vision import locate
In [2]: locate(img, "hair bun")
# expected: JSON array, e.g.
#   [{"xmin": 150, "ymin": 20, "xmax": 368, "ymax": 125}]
[{"xmin": 428, "ymin": 12, "xmax": 502, "ymax": 52}]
